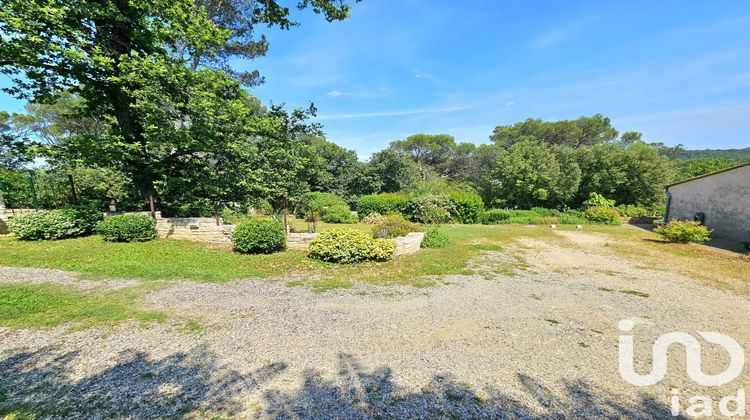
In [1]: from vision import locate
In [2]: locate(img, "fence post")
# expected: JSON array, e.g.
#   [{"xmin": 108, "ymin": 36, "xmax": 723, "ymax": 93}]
[
  {"xmin": 28, "ymin": 172, "xmax": 39, "ymax": 209},
  {"xmin": 67, "ymin": 174, "xmax": 78, "ymax": 205}
]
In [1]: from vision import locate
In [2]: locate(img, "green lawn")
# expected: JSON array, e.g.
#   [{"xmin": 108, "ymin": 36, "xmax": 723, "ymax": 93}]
[
  {"xmin": 0, "ymin": 284, "xmax": 166, "ymax": 329},
  {"xmin": 2, "ymin": 223, "xmax": 748, "ymax": 329}
]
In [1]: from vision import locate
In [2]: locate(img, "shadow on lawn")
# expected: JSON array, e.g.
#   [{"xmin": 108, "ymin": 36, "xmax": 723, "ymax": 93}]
[{"xmin": 0, "ymin": 349, "xmax": 681, "ymax": 419}]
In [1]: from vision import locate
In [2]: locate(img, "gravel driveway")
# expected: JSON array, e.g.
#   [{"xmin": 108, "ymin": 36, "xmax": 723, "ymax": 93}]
[{"xmin": 1, "ymin": 230, "xmax": 749, "ymax": 418}]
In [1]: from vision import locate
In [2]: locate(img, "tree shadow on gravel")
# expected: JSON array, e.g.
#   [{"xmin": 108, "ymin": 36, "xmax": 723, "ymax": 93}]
[
  {"xmin": 0, "ymin": 345, "xmax": 286, "ymax": 418},
  {"xmin": 263, "ymin": 353, "xmax": 682, "ymax": 419},
  {"xmin": 1, "ymin": 349, "xmax": 682, "ymax": 419}
]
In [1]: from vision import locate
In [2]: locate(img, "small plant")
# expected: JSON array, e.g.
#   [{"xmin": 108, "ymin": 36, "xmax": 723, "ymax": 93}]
[
  {"xmin": 406, "ymin": 195, "xmax": 453, "ymax": 224},
  {"xmin": 8, "ymin": 210, "xmax": 89, "ymax": 240},
  {"xmin": 447, "ymin": 191, "xmax": 484, "ymax": 224},
  {"xmin": 480, "ymin": 209, "xmax": 511, "ymax": 224},
  {"xmin": 654, "ymin": 220, "xmax": 711, "ymax": 243},
  {"xmin": 421, "ymin": 226, "xmax": 448, "ymax": 248},
  {"xmin": 321, "ymin": 205, "xmax": 358, "ymax": 224},
  {"xmin": 370, "ymin": 238, "xmax": 397, "ymax": 261},
  {"xmin": 356, "ymin": 193, "xmax": 409, "ymax": 217},
  {"xmin": 584, "ymin": 206, "xmax": 621, "ymax": 225},
  {"xmin": 372, "ymin": 214, "xmax": 419, "ymax": 238},
  {"xmin": 361, "ymin": 212, "xmax": 384, "ymax": 224},
  {"xmin": 231, "ymin": 218, "xmax": 286, "ymax": 253},
  {"xmin": 308, "ymin": 228, "xmax": 378, "ymax": 263},
  {"xmin": 95, "ymin": 214, "xmax": 157, "ymax": 242},
  {"xmin": 583, "ymin": 192, "xmax": 616, "ymax": 208}
]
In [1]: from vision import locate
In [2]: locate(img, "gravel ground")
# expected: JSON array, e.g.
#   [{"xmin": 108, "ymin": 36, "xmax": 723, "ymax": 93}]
[{"xmin": 1, "ymin": 231, "xmax": 749, "ymax": 418}]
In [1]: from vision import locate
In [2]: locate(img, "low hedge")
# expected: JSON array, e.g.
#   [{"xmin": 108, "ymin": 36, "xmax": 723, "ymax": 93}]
[
  {"xmin": 8, "ymin": 207, "xmax": 103, "ymax": 240},
  {"xmin": 321, "ymin": 205, "xmax": 358, "ymax": 224},
  {"xmin": 95, "ymin": 214, "xmax": 156, "ymax": 242},
  {"xmin": 584, "ymin": 206, "xmax": 621, "ymax": 225},
  {"xmin": 480, "ymin": 209, "xmax": 511, "ymax": 224},
  {"xmin": 232, "ymin": 218, "xmax": 286, "ymax": 254},
  {"xmin": 356, "ymin": 193, "xmax": 409, "ymax": 217},
  {"xmin": 308, "ymin": 228, "xmax": 396, "ymax": 263}
]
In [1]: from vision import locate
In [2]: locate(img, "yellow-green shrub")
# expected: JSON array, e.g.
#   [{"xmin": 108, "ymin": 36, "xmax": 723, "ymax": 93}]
[{"xmin": 654, "ymin": 220, "xmax": 711, "ymax": 243}]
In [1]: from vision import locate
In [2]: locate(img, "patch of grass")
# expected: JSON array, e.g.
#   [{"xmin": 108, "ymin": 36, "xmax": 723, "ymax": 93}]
[
  {"xmin": 545, "ymin": 318, "xmax": 560, "ymax": 325},
  {"xmin": 619, "ymin": 290, "xmax": 650, "ymax": 298},
  {"xmin": 179, "ymin": 320, "xmax": 204, "ymax": 334},
  {"xmin": 0, "ymin": 284, "xmax": 166, "ymax": 329},
  {"xmin": 309, "ymin": 278, "xmax": 353, "ymax": 292},
  {"xmin": 597, "ymin": 287, "xmax": 614, "ymax": 292},
  {"xmin": 285, "ymin": 280, "xmax": 305, "ymax": 287},
  {"xmin": 578, "ymin": 341, "xmax": 590, "ymax": 348}
]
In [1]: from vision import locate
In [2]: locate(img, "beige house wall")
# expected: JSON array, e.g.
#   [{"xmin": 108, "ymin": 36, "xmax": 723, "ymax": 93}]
[{"xmin": 666, "ymin": 164, "xmax": 750, "ymax": 243}]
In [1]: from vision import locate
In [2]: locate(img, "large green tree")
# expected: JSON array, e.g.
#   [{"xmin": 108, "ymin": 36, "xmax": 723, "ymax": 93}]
[{"xmin": 0, "ymin": 0, "xmax": 357, "ymax": 212}]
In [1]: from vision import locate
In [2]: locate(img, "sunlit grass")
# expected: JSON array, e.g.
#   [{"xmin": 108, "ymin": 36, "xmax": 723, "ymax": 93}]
[{"xmin": 0, "ymin": 284, "xmax": 166, "ymax": 329}]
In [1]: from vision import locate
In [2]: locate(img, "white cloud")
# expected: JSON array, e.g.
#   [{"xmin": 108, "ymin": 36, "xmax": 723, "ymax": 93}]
[
  {"xmin": 505, "ymin": 101, "xmax": 515, "ymax": 107},
  {"xmin": 327, "ymin": 90, "xmax": 344, "ymax": 97},
  {"xmin": 413, "ymin": 69, "xmax": 441, "ymax": 82}
]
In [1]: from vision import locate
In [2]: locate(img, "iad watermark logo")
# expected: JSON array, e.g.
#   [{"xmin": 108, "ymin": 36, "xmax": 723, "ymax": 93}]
[{"xmin": 618, "ymin": 319, "xmax": 747, "ymax": 417}]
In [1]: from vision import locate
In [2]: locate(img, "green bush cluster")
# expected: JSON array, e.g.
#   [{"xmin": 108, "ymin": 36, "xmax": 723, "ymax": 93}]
[
  {"xmin": 617, "ymin": 204, "xmax": 650, "ymax": 218},
  {"xmin": 584, "ymin": 206, "xmax": 621, "ymax": 225},
  {"xmin": 421, "ymin": 226, "xmax": 449, "ymax": 248},
  {"xmin": 583, "ymin": 192, "xmax": 616, "ymax": 208},
  {"xmin": 231, "ymin": 218, "xmax": 286, "ymax": 254},
  {"xmin": 356, "ymin": 193, "xmax": 409, "ymax": 217},
  {"xmin": 302, "ymin": 192, "xmax": 356, "ymax": 224},
  {"xmin": 321, "ymin": 205, "xmax": 358, "ymax": 223},
  {"xmin": 480, "ymin": 209, "xmax": 511, "ymax": 224},
  {"xmin": 446, "ymin": 191, "xmax": 484, "ymax": 224},
  {"xmin": 654, "ymin": 220, "xmax": 711, "ymax": 243},
  {"xmin": 9, "ymin": 207, "xmax": 103, "ymax": 240},
  {"xmin": 372, "ymin": 214, "xmax": 419, "ymax": 239},
  {"xmin": 308, "ymin": 228, "xmax": 396, "ymax": 263},
  {"xmin": 406, "ymin": 195, "xmax": 453, "ymax": 224},
  {"xmin": 95, "ymin": 214, "xmax": 156, "ymax": 242}
]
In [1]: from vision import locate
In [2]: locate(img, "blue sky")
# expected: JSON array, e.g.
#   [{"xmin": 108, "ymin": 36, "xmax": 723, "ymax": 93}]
[{"xmin": 2, "ymin": 0, "xmax": 750, "ymax": 158}]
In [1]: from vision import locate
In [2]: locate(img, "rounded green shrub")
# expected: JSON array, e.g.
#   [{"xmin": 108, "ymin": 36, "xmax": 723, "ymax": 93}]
[
  {"xmin": 447, "ymin": 191, "xmax": 484, "ymax": 224},
  {"xmin": 406, "ymin": 195, "xmax": 453, "ymax": 224},
  {"xmin": 370, "ymin": 238, "xmax": 397, "ymax": 261},
  {"xmin": 421, "ymin": 226, "xmax": 448, "ymax": 248},
  {"xmin": 356, "ymin": 193, "xmax": 409, "ymax": 216},
  {"xmin": 321, "ymin": 205, "xmax": 358, "ymax": 224},
  {"xmin": 231, "ymin": 218, "xmax": 286, "ymax": 254},
  {"xmin": 584, "ymin": 206, "xmax": 621, "ymax": 225},
  {"xmin": 654, "ymin": 220, "xmax": 711, "ymax": 243},
  {"xmin": 308, "ymin": 228, "xmax": 377, "ymax": 263},
  {"xmin": 95, "ymin": 214, "xmax": 157, "ymax": 242},
  {"xmin": 8, "ymin": 210, "xmax": 80, "ymax": 240},
  {"xmin": 480, "ymin": 209, "xmax": 511, "ymax": 224},
  {"xmin": 372, "ymin": 214, "xmax": 419, "ymax": 239}
]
